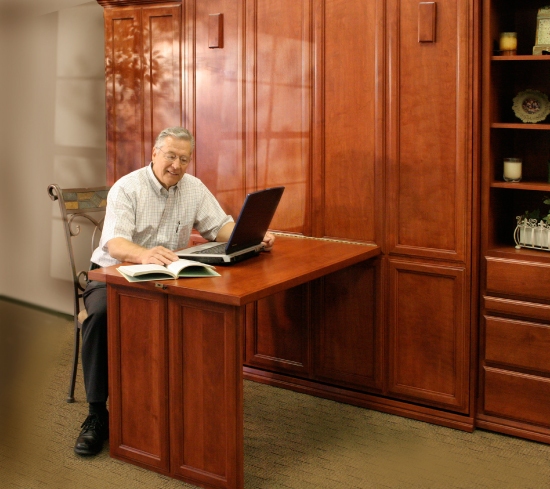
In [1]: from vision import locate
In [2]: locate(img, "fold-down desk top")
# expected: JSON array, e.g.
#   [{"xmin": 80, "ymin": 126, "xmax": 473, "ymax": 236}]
[{"xmin": 88, "ymin": 234, "xmax": 381, "ymax": 307}]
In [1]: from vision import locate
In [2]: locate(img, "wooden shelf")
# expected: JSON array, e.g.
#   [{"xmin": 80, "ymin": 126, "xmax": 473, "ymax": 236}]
[
  {"xmin": 491, "ymin": 123, "xmax": 550, "ymax": 130},
  {"xmin": 491, "ymin": 181, "xmax": 550, "ymax": 191},
  {"xmin": 491, "ymin": 55, "xmax": 550, "ymax": 61},
  {"xmin": 486, "ymin": 245, "xmax": 550, "ymax": 263}
]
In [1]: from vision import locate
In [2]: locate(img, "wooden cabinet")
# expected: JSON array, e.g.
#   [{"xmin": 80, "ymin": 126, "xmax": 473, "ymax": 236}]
[
  {"xmin": 243, "ymin": 0, "xmax": 474, "ymax": 423},
  {"xmin": 97, "ymin": 0, "xmax": 477, "ymax": 434},
  {"xmin": 479, "ymin": 259, "xmax": 550, "ymax": 443},
  {"xmin": 107, "ymin": 284, "xmax": 243, "ymax": 487},
  {"xmin": 384, "ymin": 0, "xmax": 474, "ymax": 416},
  {"xmin": 480, "ymin": 298, "xmax": 550, "ymax": 442},
  {"xmin": 479, "ymin": 0, "xmax": 550, "ymax": 443}
]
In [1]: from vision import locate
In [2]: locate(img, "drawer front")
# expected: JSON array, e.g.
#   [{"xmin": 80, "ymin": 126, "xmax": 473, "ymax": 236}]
[
  {"xmin": 484, "ymin": 367, "xmax": 550, "ymax": 428},
  {"xmin": 486, "ymin": 257, "xmax": 550, "ymax": 302},
  {"xmin": 485, "ymin": 316, "xmax": 550, "ymax": 374},
  {"xmin": 484, "ymin": 296, "xmax": 550, "ymax": 322}
]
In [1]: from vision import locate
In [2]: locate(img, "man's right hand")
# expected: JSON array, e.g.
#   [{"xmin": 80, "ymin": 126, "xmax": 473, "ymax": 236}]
[
  {"xmin": 107, "ymin": 237, "xmax": 179, "ymax": 265},
  {"xmin": 139, "ymin": 246, "xmax": 179, "ymax": 265}
]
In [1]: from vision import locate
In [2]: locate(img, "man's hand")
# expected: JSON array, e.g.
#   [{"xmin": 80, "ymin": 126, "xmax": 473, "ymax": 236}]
[
  {"xmin": 139, "ymin": 246, "xmax": 179, "ymax": 265},
  {"xmin": 262, "ymin": 231, "xmax": 275, "ymax": 251},
  {"xmin": 107, "ymin": 237, "xmax": 179, "ymax": 265},
  {"xmin": 215, "ymin": 224, "xmax": 275, "ymax": 251}
]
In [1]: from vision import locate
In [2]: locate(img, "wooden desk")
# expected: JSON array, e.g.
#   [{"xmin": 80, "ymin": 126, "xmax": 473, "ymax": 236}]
[{"xmin": 89, "ymin": 235, "xmax": 380, "ymax": 489}]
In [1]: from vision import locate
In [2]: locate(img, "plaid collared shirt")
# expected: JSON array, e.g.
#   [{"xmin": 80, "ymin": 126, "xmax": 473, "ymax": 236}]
[{"xmin": 91, "ymin": 164, "xmax": 233, "ymax": 267}]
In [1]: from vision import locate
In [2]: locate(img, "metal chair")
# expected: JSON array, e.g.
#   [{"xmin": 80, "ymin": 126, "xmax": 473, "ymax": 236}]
[{"xmin": 48, "ymin": 184, "xmax": 109, "ymax": 403}]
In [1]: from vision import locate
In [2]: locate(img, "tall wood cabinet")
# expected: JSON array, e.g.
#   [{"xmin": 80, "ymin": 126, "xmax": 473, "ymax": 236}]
[
  {"xmin": 385, "ymin": 0, "xmax": 474, "ymax": 416},
  {"xmin": 96, "ymin": 0, "xmax": 477, "ymax": 434},
  {"xmin": 479, "ymin": 0, "xmax": 550, "ymax": 444}
]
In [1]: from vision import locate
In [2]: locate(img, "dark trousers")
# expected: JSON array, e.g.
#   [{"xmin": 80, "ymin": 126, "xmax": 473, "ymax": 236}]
[{"xmin": 82, "ymin": 280, "xmax": 108, "ymax": 404}]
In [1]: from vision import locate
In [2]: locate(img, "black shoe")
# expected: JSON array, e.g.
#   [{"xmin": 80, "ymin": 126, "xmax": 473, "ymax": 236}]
[{"xmin": 74, "ymin": 413, "xmax": 109, "ymax": 456}]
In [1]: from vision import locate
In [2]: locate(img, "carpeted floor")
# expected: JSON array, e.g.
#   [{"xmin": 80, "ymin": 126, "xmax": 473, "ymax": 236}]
[{"xmin": 1, "ymin": 297, "xmax": 550, "ymax": 488}]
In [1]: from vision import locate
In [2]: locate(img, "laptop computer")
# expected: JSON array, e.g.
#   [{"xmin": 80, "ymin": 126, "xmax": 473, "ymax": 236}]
[{"xmin": 177, "ymin": 186, "xmax": 285, "ymax": 264}]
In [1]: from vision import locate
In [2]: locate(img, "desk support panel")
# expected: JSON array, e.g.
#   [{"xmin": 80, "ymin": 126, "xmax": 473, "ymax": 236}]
[
  {"xmin": 107, "ymin": 286, "xmax": 170, "ymax": 473},
  {"xmin": 169, "ymin": 296, "xmax": 244, "ymax": 488},
  {"xmin": 108, "ymin": 285, "xmax": 244, "ymax": 489}
]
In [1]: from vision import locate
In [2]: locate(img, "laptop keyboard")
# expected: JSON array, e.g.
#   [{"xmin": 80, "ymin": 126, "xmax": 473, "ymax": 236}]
[{"xmin": 192, "ymin": 243, "xmax": 226, "ymax": 255}]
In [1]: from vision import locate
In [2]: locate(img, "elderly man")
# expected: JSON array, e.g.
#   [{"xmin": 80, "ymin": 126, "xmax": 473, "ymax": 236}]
[{"xmin": 75, "ymin": 127, "xmax": 275, "ymax": 456}]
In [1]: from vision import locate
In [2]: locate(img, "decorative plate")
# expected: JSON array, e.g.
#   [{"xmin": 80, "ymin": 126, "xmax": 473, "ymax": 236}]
[{"xmin": 512, "ymin": 89, "xmax": 550, "ymax": 123}]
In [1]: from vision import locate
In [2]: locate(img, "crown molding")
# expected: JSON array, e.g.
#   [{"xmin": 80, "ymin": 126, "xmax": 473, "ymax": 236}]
[{"xmin": 96, "ymin": 0, "xmax": 181, "ymax": 7}]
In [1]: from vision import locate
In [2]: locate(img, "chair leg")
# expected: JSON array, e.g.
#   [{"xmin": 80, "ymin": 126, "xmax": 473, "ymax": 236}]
[{"xmin": 67, "ymin": 319, "xmax": 81, "ymax": 403}]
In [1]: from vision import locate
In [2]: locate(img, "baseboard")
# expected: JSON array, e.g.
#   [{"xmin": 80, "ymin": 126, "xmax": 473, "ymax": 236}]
[
  {"xmin": 244, "ymin": 366, "xmax": 475, "ymax": 433},
  {"xmin": 0, "ymin": 294, "xmax": 72, "ymax": 320}
]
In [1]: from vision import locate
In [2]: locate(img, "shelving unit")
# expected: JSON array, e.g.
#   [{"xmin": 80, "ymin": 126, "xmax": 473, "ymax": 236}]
[
  {"xmin": 479, "ymin": 0, "xmax": 550, "ymax": 444},
  {"xmin": 482, "ymin": 1, "xmax": 550, "ymax": 254}
]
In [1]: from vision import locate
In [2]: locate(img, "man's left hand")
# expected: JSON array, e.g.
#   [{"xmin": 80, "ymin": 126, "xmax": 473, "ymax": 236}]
[{"xmin": 262, "ymin": 231, "xmax": 275, "ymax": 251}]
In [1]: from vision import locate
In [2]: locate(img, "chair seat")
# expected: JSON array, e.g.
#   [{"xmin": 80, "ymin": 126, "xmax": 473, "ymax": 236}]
[{"xmin": 77, "ymin": 309, "xmax": 88, "ymax": 324}]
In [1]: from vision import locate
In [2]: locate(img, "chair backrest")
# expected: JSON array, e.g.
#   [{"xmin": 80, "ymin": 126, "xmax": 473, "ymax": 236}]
[{"xmin": 47, "ymin": 184, "xmax": 109, "ymax": 318}]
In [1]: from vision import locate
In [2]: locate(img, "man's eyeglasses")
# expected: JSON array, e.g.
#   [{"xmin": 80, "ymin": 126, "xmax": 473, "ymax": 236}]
[{"xmin": 157, "ymin": 147, "xmax": 189, "ymax": 165}]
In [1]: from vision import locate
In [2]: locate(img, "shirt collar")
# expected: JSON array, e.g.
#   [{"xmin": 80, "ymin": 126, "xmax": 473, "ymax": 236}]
[{"xmin": 146, "ymin": 162, "xmax": 182, "ymax": 195}]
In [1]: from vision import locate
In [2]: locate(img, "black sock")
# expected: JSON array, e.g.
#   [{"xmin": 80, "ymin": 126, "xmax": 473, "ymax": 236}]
[{"xmin": 89, "ymin": 402, "xmax": 108, "ymax": 418}]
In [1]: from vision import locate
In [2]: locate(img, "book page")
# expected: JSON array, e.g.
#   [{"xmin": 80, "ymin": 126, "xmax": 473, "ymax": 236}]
[
  {"xmin": 166, "ymin": 259, "xmax": 215, "ymax": 276},
  {"xmin": 118, "ymin": 263, "xmax": 172, "ymax": 277},
  {"xmin": 117, "ymin": 269, "xmax": 174, "ymax": 282}
]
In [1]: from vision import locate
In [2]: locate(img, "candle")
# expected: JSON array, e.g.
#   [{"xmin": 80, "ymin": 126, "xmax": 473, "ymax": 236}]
[
  {"xmin": 503, "ymin": 158, "xmax": 522, "ymax": 182},
  {"xmin": 499, "ymin": 32, "xmax": 517, "ymax": 54}
]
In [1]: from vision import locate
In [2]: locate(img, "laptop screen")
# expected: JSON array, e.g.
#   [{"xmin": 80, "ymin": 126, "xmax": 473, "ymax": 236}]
[{"xmin": 224, "ymin": 186, "xmax": 285, "ymax": 254}]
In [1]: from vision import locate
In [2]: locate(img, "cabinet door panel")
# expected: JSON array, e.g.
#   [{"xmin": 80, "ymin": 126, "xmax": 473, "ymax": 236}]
[
  {"xmin": 387, "ymin": 0, "xmax": 471, "ymax": 260},
  {"xmin": 245, "ymin": 0, "xmax": 312, "ymax": 234},
  {"xmin": 244, "ymin": 285, "xmax": 310, "ymax": 375},
  {"xmin": 193, "ymin": 0, "xmax": 244, "ymax": 217},
  {"xmin": 104, "ymin": 7, "xmax": 143, "ymax": 184},
  {"xmin": 142, "ymin": 5, "xmax": 182, "ymax": 158},
  {"xmin": 323, "ymin": 0, "xmax": 383, "ymax": 242},
  {"xmin": 169, "ymin": 297, "xmax": 243, "ymax": 489},
  {"xmin": 388, "ymin": 259, "xmax": 469, "ymax": 412},
  {"xmin": 313, "ymin": 259, "xmax": 383, "ymax": 391},
  {"xmin": 107, "ymin": 286, "xmax": 169, "ymax": 472}
]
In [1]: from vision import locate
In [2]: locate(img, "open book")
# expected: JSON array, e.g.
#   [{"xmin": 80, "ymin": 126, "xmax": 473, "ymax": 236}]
[{"xmin": 117, "ymin": 259, "xmax": 220, "ymax": 282}]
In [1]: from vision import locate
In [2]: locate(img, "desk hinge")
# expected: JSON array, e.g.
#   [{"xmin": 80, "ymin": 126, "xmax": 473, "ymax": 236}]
[{"xmin": 154, "ymin": 282, "xmax": 168, "ymax": 290}]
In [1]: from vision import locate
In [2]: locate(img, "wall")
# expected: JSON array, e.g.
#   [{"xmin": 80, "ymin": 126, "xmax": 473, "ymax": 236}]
[{"xmin": 0, "ymin": 1, "xmax": 106, "ymax": 315}]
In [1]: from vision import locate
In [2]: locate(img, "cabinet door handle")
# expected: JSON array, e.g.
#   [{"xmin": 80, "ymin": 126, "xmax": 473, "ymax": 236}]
[
  {"xmin": 418, "ymin": 2, "xmax": 437, "ymax": 43},
  {"xmin": 209, "ymin": 13, "xmax": 224, "ymax": 49}
]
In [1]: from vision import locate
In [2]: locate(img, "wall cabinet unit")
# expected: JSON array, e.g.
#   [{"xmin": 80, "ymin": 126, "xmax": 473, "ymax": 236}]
[
  {"xmin": 97, "ymin": 0, "xmax": 477, "ymax": 434},
  {"xmin": 479, "ymin": 0, "xmax": 550, "ymax": 444}
]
